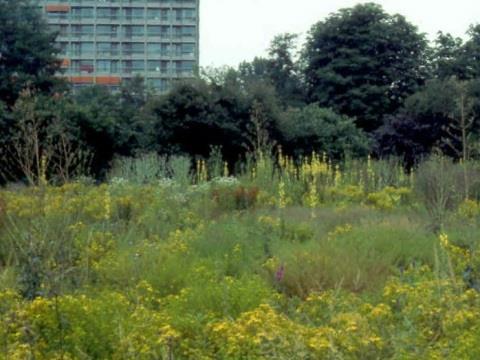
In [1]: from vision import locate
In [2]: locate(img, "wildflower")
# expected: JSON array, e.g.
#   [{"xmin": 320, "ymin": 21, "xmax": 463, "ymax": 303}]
[
  {"xmin": 275, "ymin": 264, "xmax": 285, "ymax": 282},
  {"xmin": 278, "ymin": 180, "xmax": 287, "ymax": 209}
]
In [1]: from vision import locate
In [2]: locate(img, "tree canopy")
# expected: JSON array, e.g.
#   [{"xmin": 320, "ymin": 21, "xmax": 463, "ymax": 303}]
[
  {"xmin": 303, "ymin": 3, "xmax": 428, "ymax": 132},
  {"xmin": 0, "ymin": 0, "xmax": 62, "ymax": 106}
]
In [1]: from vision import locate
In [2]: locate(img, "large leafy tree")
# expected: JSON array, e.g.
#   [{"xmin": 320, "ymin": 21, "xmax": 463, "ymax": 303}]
[
  {"xmin": 237, "ymin": 33, "xmax": 304, "ymax": 108},
  {"xmin": 375, "ymin": 78, "xmax": 480, "ymax": 165},
  {"xmin": 147, "ymin": 76, "xmax": 283, "ymax": 161},
  {"xmin": 431, "ymin": 32, "xmax": 466, "ymax": 80},
  {"xmin": 303, "ymin": 3, "xmax": 428, "ymax": 132},
  {"xmin": 73, "ymin": 79, "xmax": 156, "ymax": 176},
  {"xmin": 431, "ymin": 26, "xmax": 480, "ymax": 81},
  {"xmin": 0, "ymin": 0, "xmax": 61, "ymax": 105},
  {"xmin": 459, "ymin": 25, "xmax": 480, "ymax": 80}
]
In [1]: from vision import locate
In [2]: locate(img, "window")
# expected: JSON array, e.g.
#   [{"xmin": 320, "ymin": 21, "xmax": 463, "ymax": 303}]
[
  {"xmin": 147, "ymin": 43, "xmax": 169, "ymax": 56},
  {"xmin": 122, "ymin": 60, "xmax": 145, "ymax": 73},
  {"xmin": 147, "ymin": 25, "xmax": 170, "ymax": 37},
  {"xmin": 147, "ymin": 78, "xmax": 169, "ymax": 92},
  {"xmin": 147, "ymin": 60, "xmax": 168, "ymax": 73},
  {"xmin": 175, "ymin": 60, "xmax": 194, "ymax": 75},
  {"xmin": 71, "ymin": 42, "xmax": 94, "ymax": 56},
  {"xmin": 97, "ymin": 25, "xmax": 118, "ymax": 37},
  {"xmin": 123, "ymin": 25, "xmax": 145, "ymax": 37},
  {"xmin": 96, "ymin": 60, "xmax": 119, "ymax": 74},
  {"xmin": 71, "ymin": 60, "xmax": 94, "ymax": 74},
  {"xmin": 71, "ymin": 7, "xmax": 94, "ymax": 19},
  {"xmin": 122, "ymin": 42, "xmax": 145, "ymax": 55},
  {"xmin": 71, "ymin": 25, "xmax": 94, "ymax": 37},
  {"xmin": 97, "ymin": 42, "xmax": 119, "ymax": 56}
]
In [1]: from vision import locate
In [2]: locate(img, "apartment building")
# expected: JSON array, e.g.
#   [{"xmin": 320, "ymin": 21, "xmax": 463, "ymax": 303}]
[{"xmin": 38, "ymin": 0, "xmax": 199, "ymax": 92}]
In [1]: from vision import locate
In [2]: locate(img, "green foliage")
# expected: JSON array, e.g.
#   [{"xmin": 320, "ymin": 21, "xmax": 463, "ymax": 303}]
[
  {"xmin": 405, "ymin": 78, "xmax": 480, "ymax": 158},
  {"xmin": 108, "ymin": 152, "xmax": 169, "ymax": 184},
  {"xmin": 303, "ymin": 3, "xmax": 428, "ymax": 131},
  {"xmin": 0, "ymin": 90, "xmax": 88, "ymax": 184},
  {"xmin": 0, "ymin": 0, "xmax": 63, "ymax": 105},
  {"xmin": 74, "ymin": 82, "xmax": 155, "ymax": 176},
  {"xmin": 431, "ymin": 32, "xmax": 466, "ymax": 79},
  {"xmin": 169, "ymin": 155, "xmax": 193, "ymax": 187},
  {"xmin": 238, "ymin": 33, "xmax": 305, "ymax": 108},
  {"xmin": 1, "ymin": 154, "xmax": 480, "ymax": 358},
  {"xmin": 275, "ymin": 219, "xmax": 435, "ymax": 296},
  {"xmin": 376, "ymin": 77, "xmax": 480, "ymax": 165},
  {"xmin": 414, "ymin": 155, "xmax": 465, "ymax": 228},
  {"xmin": 459, "ymin": 25, "xmax": 480, "ymax": 80},
  {"xmin": 279, "ymin": 104, "xmax": 370, "ymax": 159},
  {"xmin": 147, "ymin": 77, "xmax": 284, "ymax": 161}
]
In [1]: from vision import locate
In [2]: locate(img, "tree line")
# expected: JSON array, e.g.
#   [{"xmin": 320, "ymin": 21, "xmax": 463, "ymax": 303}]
[{"xmin": 1, "ymin": 0, "xmax": 480, "ymax": 183}]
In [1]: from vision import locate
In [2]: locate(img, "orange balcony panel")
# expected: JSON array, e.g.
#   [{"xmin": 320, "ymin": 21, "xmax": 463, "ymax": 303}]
[
  {"xmin": 46, "ymin": 4, "xmax": 71, "ymax": 12},
  {"xmin": 60, "ymin": 59, "xmax": 70, "ymax": 68},
  {"xmin": 95, "ymin": 76, "xmax": 122, "ymax": 85},
  {"xmin": 70, "ymin": 76, "xmax": 94, "ymax": 84}
]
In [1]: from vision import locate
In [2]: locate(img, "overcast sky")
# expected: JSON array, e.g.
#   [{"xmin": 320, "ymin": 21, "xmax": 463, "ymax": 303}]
[{"xmin": 200, "ymin": 0, "xmax": 480, "ymax": 68}]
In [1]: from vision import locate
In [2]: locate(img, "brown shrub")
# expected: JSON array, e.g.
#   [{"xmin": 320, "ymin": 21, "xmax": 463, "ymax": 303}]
[{"xmin": 211, "ymin": 186, "xmax": 259, "ymax": 211}]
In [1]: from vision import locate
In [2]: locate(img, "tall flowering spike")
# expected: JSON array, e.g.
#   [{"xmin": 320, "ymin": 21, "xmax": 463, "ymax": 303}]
[
  {"xmin": 306, "ymin": 176, "xmax": 319, "ymax": 218},
  {"xmin": 334, "ymin": 164, "xmax": 342, "ymax": 187},
  {"xmin": 202, "ymin": 160, "xmax": 208, "ymax": 182},
  {"xmin": 196, "ymin": 159, "xmax": 201, "ymax": 183},
  {"xmin": 439, "ymin": 233, "xmax": 449, "ymax": 249},
  {"xmin": 367, "ymin": 155, "xmax": 374, "ymax": 189},
  {"xmin": 278, "ymin": 180, "xmax": 287, "ymax": 209},
  {"xmin": 39, "ymin": 154, "xmax": 48, "ymax": 186},
  {"xmin": 223, "ymin": 162, "xmax": 229, "ymax": 177},
  {"xmin": 104, "ymin": 188, "xmax": 111, "ymax": 221},
  {"xmin": 278, "ymin": 146, "xmax": 286, "ymax": 172}
]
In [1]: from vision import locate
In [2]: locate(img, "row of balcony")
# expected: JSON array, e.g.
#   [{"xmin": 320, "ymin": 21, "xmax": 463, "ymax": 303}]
[
  {"xmin": 43, "ymin": 1, "xmax": 197, "ymax": 6},
  {"xmin": 56, "ymin": 34, "xmax": 197, "ymax": 40},
  {"xmin": 65, "ymin": 70, "xmax": 194, "ymax": 77},
  {"xmin": 63, "ymin": 53, "xmax": 195, "ymax": 59},
  {"xmin": 46, "ymin": 16, "xmax": 197, "ymax": 23}
]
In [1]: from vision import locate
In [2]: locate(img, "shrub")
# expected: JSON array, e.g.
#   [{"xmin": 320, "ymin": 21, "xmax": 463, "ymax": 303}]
[
  {"xmin": 278, "ymin": 105, "xmax": 370, "ymax": 159},
  {"xmin": 414, "ymin": 155, "xmax": 465, "ymax": 229},
  {"xmin": 108, "ymin": 152, "xmax": 168, "ymax": 184},
  {"xmin": 212, "ymin": 185, "xmax": 259, "ymax": 211}
]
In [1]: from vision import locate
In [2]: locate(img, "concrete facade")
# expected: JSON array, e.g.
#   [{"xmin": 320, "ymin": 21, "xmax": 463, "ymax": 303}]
[{"xmin": 39, "ymin": 0, "xmax": 199, "ymax": 92}]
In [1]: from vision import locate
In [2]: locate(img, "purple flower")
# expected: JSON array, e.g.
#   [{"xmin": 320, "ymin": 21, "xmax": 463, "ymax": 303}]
[{"xmin": 275, "ymin": 264, "xmax": 285, "ymax": 282}]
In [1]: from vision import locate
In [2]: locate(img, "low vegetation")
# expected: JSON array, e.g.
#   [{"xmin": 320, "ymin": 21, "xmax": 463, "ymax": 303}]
[{"xmin": 1, "ymin": 153, "xmax": 479, "ymax": 359}]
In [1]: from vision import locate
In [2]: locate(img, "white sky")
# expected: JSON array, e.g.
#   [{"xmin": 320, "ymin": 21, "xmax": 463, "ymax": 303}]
[{"xmin": 200, "ymin": 0, "xmax": 480, "ymax": 67}]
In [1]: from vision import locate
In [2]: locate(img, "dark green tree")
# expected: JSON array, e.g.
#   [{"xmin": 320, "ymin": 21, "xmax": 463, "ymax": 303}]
[
  {"xmin": 265, "ymin": 33, "xmax": 304, "ymax": 107},
  {"xmin": 117, "ymin": 76, "xmax": 156, "ymax": 154},
  {"xmin": 147, "ymin": 76, "xmax": 284, "ymax": 161},
  {"xmin": 279, "ymin": 104, "xmax": 370, "ymax": 159},
  {"xmin": 74, "ymin": 86, "xmax": 122, "ymax": 175},
  {"xmin": 237, "ymin": 33, "xmax": 304, "ymax": 108},
  {"xmin": 149, "ymin": 79, "xmax": 219, "ymax": 156},
  {"xmin": 303, "ymin": 3, "xmax": 428, "ymax": 131},
  {"xmin": 73, "ymin": 78, "xmax": 156, "ymax": 176},
  {"xmin": 375, "ymin": 78, "xmax": 480, "ymax": 165},
  {"xmin": 459, "ymin": 25, "xmax": 480, "ymax": 79},
  {"xmin": 0, "ymin": 0, "xmax": 62, "ymax": 105},
  {"xmin": 431, "ymin": 32, "xmax": 465, "ymax": 80}
]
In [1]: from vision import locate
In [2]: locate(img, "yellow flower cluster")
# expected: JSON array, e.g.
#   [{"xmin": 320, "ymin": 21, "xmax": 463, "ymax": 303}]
[
  {"xmin": 327, "ymin": 223, "xmax": 353, "ymax": 240},
  {"xmin": 458, "ymin": 198, "xmax": 480, "ymax": 220}
]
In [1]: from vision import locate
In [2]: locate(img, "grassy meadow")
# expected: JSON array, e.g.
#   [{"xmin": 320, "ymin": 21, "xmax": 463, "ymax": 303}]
[{"xmin": 1, "ymin": 153, "xmax": 480, "ymax": 359}]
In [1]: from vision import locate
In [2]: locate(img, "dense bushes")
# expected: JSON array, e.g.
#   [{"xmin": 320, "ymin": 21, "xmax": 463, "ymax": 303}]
[{"xmin": 279, "ymin": 104, "xmax": 370, "ymax": 159}]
